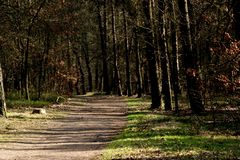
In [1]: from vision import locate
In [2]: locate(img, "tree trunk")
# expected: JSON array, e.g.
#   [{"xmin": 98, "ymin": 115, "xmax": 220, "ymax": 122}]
[
  {"xmin": 38, "ymin": 27, "xmax": 50, "ymax": 99},
  {"xmin": 143, "ymin": 64, "xmax": 150, "ymax": 95},
  {"xmin": 134, "ymin": 28, "xmax": 142, "ymax": 98},
  {"xmin": 233, "ymin": 0, "xmax": 240, "ymax": 40},
  {"xmin": 158, "ymin": 0, "xmax": 172, "ymax": 111},
  {"xmin": 170, "ymin": 1, "xmax": 180, "ymax": 113},
  {"xmin": 82, "ymin": 33, "xmax": 93, "ymax": 92},
  {"xmin": 24, "ymin": 0, "xmax": 46, "ymax": 100},
  {"xmin": 123, "ymin": 8, "xmax": 132, "ymax": 97},
  {"xmin": 0, "ymin": 63, "xmax": 7, "ymax": 117},
  {"xmin": 74, "ymin": 49, "xmax": 86, "ymax": 95},
  {"xmin": 111, "ymin": 0, "xmax": 122, "ymax": 96},
  {"xmin": 97, "ymin": 0, "xmax": 110, "ymax": 95},
  {"xmin": 95, "ymin": 59, "xmax": 100, "ymax": 91},
  {"xmin": 24, "ymin": 33, "xmax": 30, "ymax": 101},
  {"xmin": 178, "ymin": 0, "xmax": 204, "ymax": 114},
  {"xmin": 142, "ymin": 0, "xmax": 161, "ymax": 109}
]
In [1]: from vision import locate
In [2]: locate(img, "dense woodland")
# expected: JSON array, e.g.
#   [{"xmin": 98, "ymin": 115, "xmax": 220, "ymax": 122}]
[{"xmin": 0, "ymin": 0, "xmax": 240, "ymax": 119}]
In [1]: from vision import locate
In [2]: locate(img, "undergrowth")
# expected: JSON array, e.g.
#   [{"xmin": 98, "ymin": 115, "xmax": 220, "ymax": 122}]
[
  {"xmin": 0, "ymin": 92, "xmax": 68, "ymax": 141},
  {"xmin": 6, "ymin": 92, "xmax": 67, "ymax": 109}
]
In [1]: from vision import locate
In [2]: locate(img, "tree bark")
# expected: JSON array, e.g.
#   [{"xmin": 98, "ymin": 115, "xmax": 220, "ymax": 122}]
[
  {"xmin": 111, "ymin": 0, "xmax": 122, "ymax": 96},
  {"xmin": 142, "ymin": 0, "xmax": 161, "ymax": 109},
  {"xmin": 158, "ymin": 0, "xmax": 172, "ymax": 111},
  {"xmin": 24, "ymin": 36, "xmax": 30, "ymax": 101},
  {"xmin": 0, "ymin": 63, "xmax": 7, "ymax": 118},
  {"xmin": 123, "ymin": 8, "xmax": 132, "ymax": 97},
  {"xmin": 178, "ymin": 0, "xmax": 204, "ymax": 114},
  {"xmin": 97, "ymin": 0, "xmax": 110, "ymax": 95},
  {"xmin": 38, "ymin": 27, "xmax": 50, "ymax": 99},
  {"xmin": 23, "ymin": 0, "xmax": 46, "ymax": 100},
  {"xmin": 134, "ymin": 28, "xmax": 142, "ymax": 98},
  {"xmin": 74, "ymin": 49, "xmax": 86, "ymax": 95},
  {"xmin": 82, "ymin": 33, "xmax": 93, "ymax": 92},
  {"xmin": 170, "ymin": 1, "xmax": 180, "ymax": 113},
  {"xmin": 95, "ymin": 58, "xmax": 100, "ymax": 91}
]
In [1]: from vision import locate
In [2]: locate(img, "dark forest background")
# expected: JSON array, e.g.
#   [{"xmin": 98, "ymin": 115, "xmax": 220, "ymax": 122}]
[{"xmin": 0, "ymin": 0, "xmax": 240, "ymax": 117}]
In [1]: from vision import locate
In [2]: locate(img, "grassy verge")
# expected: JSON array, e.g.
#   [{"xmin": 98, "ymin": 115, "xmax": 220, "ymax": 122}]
[
  {"xmin": 102, "ymin": 97, "xmax": 240, "ymax": 160},
  {"xmin": 6, "ymin": 99, "xmax": 51, "ymax": 109},
  {"xmin": 0, "ymin": 108, "xmax": 66, "ymax": 140},
  {"xmin": 0, "ymin": 93, "xmax": 68, "ymax": 142}
]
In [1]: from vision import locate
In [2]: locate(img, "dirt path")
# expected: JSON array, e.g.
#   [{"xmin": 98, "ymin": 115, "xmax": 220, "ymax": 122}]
[{"xmin": 0, "ymin": 95, "xmax": 127, "ymax": 160}]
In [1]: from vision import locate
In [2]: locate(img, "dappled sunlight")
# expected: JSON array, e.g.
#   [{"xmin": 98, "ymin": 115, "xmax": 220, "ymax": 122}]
[
  {"xmin": 103, "ymin": 97, "xmax": 240, "ymax": 159},
  {"xmin": 0, "ymin": 95, "xmax": 127, "ymax": 160}
]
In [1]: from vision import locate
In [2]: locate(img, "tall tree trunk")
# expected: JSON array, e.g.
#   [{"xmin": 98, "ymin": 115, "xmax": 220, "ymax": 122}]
[
  {"xmin": 178, "ymin": 0, "xmax": 204, "ymax": 114},
  {"xmin": 37, "ymin": 53, "xmax": 43, "ymax": 100},
  {"xmin": 24, "ymin": 33, "xmax": 30, "ymax": 101},
  {"xmin": 134, "ymin": 28, "xmax": 142, "ymax": 98},
  {"xmin": 123, "ymin": 8, "xmax": 132, "ymax": 97},
  {"xmin": 38, "ymin": 28, "xmax": 50, "ymax": 99},
  {"xmin": 67, "ymin": 40, "xmax": 73, "ymax": 95},
  {"xmin": 158, "ymin": 0, "xmax": 172, "ymax": 111},
  {"xmin": 142, "ymin": 0, "xmax": 161, "ymax": 109},
  {"xmin": 143, "ymin": 64, "xmax": 150, "ymax": 95},
  {"xmin": 233, "ymin": 0, "xmax": 240, "ymax": 40},
  {"xmin": 170, "ymin": 1, "xmax": 180, "ymax": 113},
  {"xmin": 74, "ymin": 49, "xmax": 86, "ymax": 95},
  {"xmin": 0, "ymin": 63, "xmax": 7, "ymax": 117},
  {"xmin": 95, "ymin": 58, "xmax": 100, "ymax": 91},
  {"xmin": 82, "ymin": 33, "xmax": 93, "ymax": 92},
  {"xmin": 97, "ymin": 0, "xmax": 110, "ymax": 95},
  {"xmin": 111, "ymin": 0, "xmax": 122, "ymax": 96},
  {"xmin": 24, "ymin": 0, "xmax": 46, "ymax": 100}
]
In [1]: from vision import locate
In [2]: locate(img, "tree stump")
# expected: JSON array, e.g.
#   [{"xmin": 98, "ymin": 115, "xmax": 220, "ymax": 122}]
[{"xmin": 32, "ymin": 108, "xmax": 46, "ymax": 114}]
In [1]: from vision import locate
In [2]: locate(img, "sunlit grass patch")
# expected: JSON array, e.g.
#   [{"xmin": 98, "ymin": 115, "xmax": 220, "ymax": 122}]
[
  {"xmin": 102, "ymin": 97, "xmax": 240, "ymax": 160},
  {"xmin": 127, "ymin": 97, "xmax": 151, "ymax": 112},
  {"xmin": 0, "ymin": 109, "xmax": 66, "ymax": 143}
]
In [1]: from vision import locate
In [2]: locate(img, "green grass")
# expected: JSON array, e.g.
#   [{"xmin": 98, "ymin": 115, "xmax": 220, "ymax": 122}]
[
  {"xmin": 5, "ymin": 92, "xmax": 68, "ymax": 109},
  {"xmin": 6, "ymin": 100, "xmax": 50, "ymax": 109},
  {"xmin": 102, "ymin": 97, "xmax": 240, "ymax": 160},
  {"xmin": 0, "ymin": 92, "xmax": 68, "ymax": 141},
  {"xmin": 0, "ymin": 107, "xmax": 66, "ymax": 142}
]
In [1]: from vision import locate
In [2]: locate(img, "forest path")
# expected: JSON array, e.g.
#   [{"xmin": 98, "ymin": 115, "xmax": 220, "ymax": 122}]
[{"xmin": 0, "ymin": 95, "xmax": 127, "ymax": 160}]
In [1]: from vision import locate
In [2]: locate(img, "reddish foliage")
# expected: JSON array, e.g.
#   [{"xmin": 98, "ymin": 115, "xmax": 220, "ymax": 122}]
[
  {"xmin": 187, "ymin": 68, "xmax": 197, "ymax": 77},
  {"xmin": 208, "ymin": 33, "xmax": 240, "ymax": 94}
]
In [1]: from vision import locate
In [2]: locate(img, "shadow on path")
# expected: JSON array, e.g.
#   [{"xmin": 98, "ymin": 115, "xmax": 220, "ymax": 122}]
[{"xmin": 0, "ymin": 95, "xmax": 127, "ymax": 160}]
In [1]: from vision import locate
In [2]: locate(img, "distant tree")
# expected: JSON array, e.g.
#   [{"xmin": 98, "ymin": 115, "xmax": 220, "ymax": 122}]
[
  {"xmin": 74, "ymin": 48, "xmax": 86, "ymax": 95},
  {"xmin": 0, "ymin": 63, "xmax": 7, "ymax": 117},
  {"xmin": 82, "ymin": 32, "xmax": 93, "ymax": 92},
  {"xmin": 134, "ymin": 27, "xmax": 142, "ymax": 98},
  {"xmin": 23, "ymin": 0, "xmax": 47, "ymax": 100},
  {"xmin": 111, "ymin": 0, "xmax": 122, "ymax": 96},
  {"xmin": 123, "ymin": 7, "xmax": 132, "ymax": 97},
  {"xmin": 96, "ymin": 0, "xmax": 110, "ymax": 95}
]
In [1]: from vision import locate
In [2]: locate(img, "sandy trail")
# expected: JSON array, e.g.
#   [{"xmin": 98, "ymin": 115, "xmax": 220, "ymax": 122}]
[{"xmin": 0, "ymin": 95, "xmax": 127, "ymax": 160}]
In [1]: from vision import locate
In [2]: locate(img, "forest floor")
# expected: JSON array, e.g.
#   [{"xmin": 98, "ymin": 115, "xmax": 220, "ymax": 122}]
[
  {"xmin": 103, "ymin": 97, "xmax": 240, "ymax": 159},
  {"xmin": 0, "ymin": 95, "xmax": 127, "ymax": 160}
]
